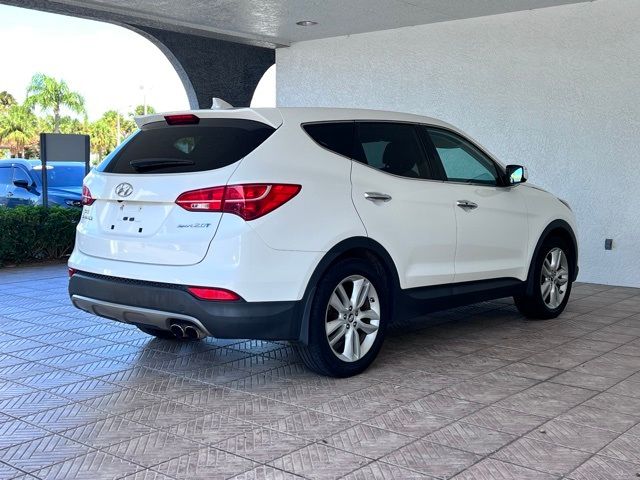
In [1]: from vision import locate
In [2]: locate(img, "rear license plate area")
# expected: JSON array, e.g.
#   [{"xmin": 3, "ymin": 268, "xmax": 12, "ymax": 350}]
[{"xmin": 109, "ymin": 202, "xmax": 146, "ymax": 234}]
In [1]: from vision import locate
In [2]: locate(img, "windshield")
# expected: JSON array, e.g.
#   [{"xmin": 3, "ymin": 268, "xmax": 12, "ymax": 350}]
[{"xmin": 33, "ymin": 164, "xmax": 85, "ymax": 188}]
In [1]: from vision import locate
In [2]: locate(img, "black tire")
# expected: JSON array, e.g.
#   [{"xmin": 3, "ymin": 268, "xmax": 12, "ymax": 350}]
[
  {"xmin": 514, "ymin": 236, "xmax": 574, "ymax": 320},
  {"xmin": 136, "ymin": 325, "xmax": 180, "ymax": 340},
  {"xmin": 297, "ymin": 258, "xmax": 389, "ymax": 377}
]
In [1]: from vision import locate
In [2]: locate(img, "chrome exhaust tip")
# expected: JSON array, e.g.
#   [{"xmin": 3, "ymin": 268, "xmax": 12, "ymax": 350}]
[
  {"xmin": 170, "ymin": 324, "xmax": 185, "ymax": 339},
  {"xmin": 184, "ymin": 325, "xmax": 203, "ymax": 340}
]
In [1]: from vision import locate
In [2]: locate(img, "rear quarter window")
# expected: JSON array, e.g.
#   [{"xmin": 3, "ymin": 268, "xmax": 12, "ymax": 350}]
[
  {"xmin": 102, "ymin": 118, "xmax": 275, "ymax": 174},
  {"xmin": 303, "ymin": 122, "xmax": 355, "ymax": 158}
]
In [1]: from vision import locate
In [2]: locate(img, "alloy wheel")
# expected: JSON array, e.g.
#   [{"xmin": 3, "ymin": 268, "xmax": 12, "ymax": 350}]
[
  {"xmin": 540, "ymin": 247, "xmax": 569, "ymax": 309},
  {"xmin": 325, "ymin": 275, "xmax": 380, "ymax": 362}
]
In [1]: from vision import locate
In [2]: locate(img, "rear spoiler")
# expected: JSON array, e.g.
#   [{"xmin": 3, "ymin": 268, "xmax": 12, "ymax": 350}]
[{"xmin": 134, "ymin": 108, "xmax": 283, "ymax": 129}]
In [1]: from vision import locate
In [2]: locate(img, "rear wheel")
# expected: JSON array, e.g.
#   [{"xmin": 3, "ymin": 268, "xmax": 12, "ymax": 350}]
[
  {"xmin": 297, "ymin": 258, "xmax": 388, "ymax": 377},
  {"xmin": 514, "ymin": 237, "xmax": 573, "ymax": 319},
  {"xmin": 136, "ymin": 325, "xmax": 180, "ymax": 340}
]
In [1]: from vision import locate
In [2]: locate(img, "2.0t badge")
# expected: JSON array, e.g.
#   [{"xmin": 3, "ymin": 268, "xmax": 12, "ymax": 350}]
[{"xmin": 115, "ymin": 183, "xmax": 133, "ymax": 197}]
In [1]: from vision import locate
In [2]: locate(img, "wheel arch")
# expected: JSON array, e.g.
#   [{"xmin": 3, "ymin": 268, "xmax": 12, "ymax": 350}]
[
  {"xmin": 297, "ymin": 237, "xmax": 401, "ymax": 344},
  {"xmin": 525, "ymin": 219, "xmax": 579, "ymax": 296}
]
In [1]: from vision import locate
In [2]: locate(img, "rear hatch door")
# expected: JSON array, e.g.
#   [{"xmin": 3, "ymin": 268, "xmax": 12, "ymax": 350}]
[{"xmin": 77, "ymin": 113, "xmax": 277, "ymax": 265}]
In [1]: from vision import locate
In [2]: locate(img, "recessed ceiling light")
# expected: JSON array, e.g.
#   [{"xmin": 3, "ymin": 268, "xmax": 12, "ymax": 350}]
[{"xmin": 296, "ymin": 20, "xmax": 318, "ymax": 26}]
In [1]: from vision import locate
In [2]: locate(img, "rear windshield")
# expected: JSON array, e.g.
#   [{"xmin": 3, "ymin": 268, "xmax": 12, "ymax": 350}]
[{"xmin": 101, "ymin": 118, "xmax": 275, "ymax": 174}]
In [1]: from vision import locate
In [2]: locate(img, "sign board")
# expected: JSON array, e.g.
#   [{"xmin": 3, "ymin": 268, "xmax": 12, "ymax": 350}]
[{"xmin": 39, "ymin": 133, "xmax": 90, "ymax": 208}]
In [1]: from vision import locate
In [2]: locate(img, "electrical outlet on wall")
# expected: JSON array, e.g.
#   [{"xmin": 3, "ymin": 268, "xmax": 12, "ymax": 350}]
[{"xmin": 605, "ymin": 239, "xmax": 613, "ymax": 250}]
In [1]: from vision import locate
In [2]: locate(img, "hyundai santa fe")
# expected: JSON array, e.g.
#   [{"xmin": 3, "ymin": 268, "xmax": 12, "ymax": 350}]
[{"xmin": 68, "ymin": 106, "xmax": 578, "ymax": 377}]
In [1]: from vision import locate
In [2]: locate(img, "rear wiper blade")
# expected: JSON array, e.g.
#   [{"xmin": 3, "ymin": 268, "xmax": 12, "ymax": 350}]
[{"xmin": 129, "ymin": 158, "xmax": 195, "ymax": 171}]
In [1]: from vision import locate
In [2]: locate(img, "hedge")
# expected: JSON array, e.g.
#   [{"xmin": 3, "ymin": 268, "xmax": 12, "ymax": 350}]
[{"xmin": 0, "ymin": 205, "xmax": 81, "ymax": 266}]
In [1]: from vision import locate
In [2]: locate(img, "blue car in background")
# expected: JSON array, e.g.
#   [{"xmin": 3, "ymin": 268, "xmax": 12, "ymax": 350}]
[{"xmin": 0, "ymin": 159, "xmax": 85, "ymax": 208}]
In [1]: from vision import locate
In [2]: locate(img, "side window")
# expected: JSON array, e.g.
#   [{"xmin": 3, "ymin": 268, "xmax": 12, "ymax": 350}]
[
  {"xmin": 0, "ymin": 167, "xmax": 12, "ymax": 186},
  {"xmin": 13, "ymin": 167, "xmax": 32, "ymax": 184},
  {"xmin": 355, "ymin": 122, "xmax": 433, "ymax": 179},
  {"xmin": 303, "ymin": 122, "xmax": 355, "ymax": 158},
  {"xmin": 427, "ymin": 128, "xmax": 499, "ymax": 186}
]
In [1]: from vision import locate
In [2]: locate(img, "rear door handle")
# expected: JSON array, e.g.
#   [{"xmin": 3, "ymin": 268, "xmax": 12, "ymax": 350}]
[
  {"xmin": 456, "ymin": 200, "xmax": 478, "ymax": 210},
  {"xmin": 6, "ymin": 192, "xmax": 13, "ymax": 197},
  {"xmin": 364, "ymin": 192, "xmax": 392, "ymax": 202}
]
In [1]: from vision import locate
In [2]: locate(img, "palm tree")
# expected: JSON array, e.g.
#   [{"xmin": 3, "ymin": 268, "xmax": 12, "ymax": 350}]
[
  {"xmin": 24, "ymin": 73, "xmax": 86, "ymax": 133},
  {"xmin": 89, "ymin": 118, "xmax": 112, "ymax": 160},
  {"xmin": 88, "ymin": 110, "xmax": 136, "ymax": 159},
  {"xmin": 0, "ymin": 104, "xmax": 38, "ymax": 157}
]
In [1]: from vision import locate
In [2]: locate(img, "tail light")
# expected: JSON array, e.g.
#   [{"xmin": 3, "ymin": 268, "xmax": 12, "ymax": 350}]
[
  {"xmin": 175, "ymin": 186, "xmax": 225, "ymax": 212},
  {"xmin": 81, "ymin": 185, "xmax": 95, "ymax": 206},
  {"xmin": 165, "ymin": 114, "xmax": 200, "ymax": 125},
  {"xmin": 175, "ymin": 184, "xmax": 301, "ymax": 221},
  {"xmin": 68, "ymin": 268, "xmax": 77, "ymax": 278},
  {"xmin": 187, "ymin": 286, "xmax": 240, "ymax": 301}
]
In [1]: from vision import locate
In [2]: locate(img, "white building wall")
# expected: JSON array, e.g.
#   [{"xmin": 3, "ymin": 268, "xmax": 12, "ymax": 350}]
[{"xmin": 276, "ymin": 0, "xmax": 640, "ymax": 287}]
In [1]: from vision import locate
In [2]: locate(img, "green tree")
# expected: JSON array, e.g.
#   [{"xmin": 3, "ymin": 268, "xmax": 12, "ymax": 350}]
[
  {"xmin": 60, "ymin": 117, "xmax": 89, "ymax": 135},
  {"xmin": 89, "ymin": 118, "xmax": 112, "ymax": 160},
  {"xmin": 40, "ymin": 115, "xmax": 88, "ymax": 135},
  {"xmin": 24, "ymin": 73, "xmax": 86, "ymax": 133},
  {"xmin": 0, "ymin": 104, "xmax": 38, "ymax": 157},
  {"xmin": 88, "ymin": 110, "xmax": 136, "ymax": 160},
  {"xmin": 130, "ymin": 104, "xmax": 156, "ymax": 116},
  {"xmin": 0, "ymin": 91, "xmax": 17, "ymax": 111},
  {"xmin": 102, "ymin": 110, "xmax": 136, "ymax": 138},
  {"xmin": 0, "ymin": 92, "xmax": 17, "ymax": 158}
]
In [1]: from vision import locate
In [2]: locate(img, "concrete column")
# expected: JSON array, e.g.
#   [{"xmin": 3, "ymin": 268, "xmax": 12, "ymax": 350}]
[{"xmin": 132, "ymin": 25, "xmax": 275, "ymax": 109}]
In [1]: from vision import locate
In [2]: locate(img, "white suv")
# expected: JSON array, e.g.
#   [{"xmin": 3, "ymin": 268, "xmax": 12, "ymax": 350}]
[{"xmin": 69, "ymin": 107, "xmax": 578, "ymax": 377}]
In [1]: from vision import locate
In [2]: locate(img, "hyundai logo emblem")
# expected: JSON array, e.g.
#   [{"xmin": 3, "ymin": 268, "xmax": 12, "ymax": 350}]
[{"xmin": 115, "ymin": 183, "xmax": 133, "ymax": 197}]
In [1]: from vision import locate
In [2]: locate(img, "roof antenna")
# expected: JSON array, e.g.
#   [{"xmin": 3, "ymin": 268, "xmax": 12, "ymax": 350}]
[{"xmin": 211, "ymin": 98, "xmax": 233, "ymax": 109}]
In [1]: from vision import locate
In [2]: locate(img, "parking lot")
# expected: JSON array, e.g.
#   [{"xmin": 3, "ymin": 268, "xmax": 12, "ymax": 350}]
[{"xmin": 0, "ymin": 263, "xmax": 639, "ymax": 479}]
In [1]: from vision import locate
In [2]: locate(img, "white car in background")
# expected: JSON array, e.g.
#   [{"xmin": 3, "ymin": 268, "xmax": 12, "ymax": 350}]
[{"xmin": 68, "ymin": 106, "xmax": 578, "ymax": 377}]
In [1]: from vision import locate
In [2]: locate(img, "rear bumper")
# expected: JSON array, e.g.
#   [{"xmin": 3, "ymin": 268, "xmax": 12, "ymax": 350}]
[{"xmin": 68, "ymin": 272, "xmax": 303, "ymax": 340}]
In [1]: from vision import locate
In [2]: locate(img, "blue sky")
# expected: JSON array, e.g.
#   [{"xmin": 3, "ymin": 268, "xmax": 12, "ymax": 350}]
[{"xmin": 0, "ymin": 5, "xmax": 276, "ymax": 119}]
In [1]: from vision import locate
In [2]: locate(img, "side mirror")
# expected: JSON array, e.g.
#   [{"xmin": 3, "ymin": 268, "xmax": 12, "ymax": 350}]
[
  {"xmin": 505, "ymin": 165, "xmax": 527, "ymax": 185},
  {"xmin": 13, "ymin": 179, "xmax": 30, "ymax": 189}
]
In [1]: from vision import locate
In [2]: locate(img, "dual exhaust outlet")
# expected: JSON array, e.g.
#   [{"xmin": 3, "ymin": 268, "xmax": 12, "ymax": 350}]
[{"xmin": 170, "ymin": 321, "xmax": 206, "ymax": 340}]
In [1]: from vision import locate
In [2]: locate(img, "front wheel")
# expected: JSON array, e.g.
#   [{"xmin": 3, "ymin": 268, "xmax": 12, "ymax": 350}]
[
  {"xmin": 514, "ymin": 237, "xmax": 573, "ymax": 319},
  {"xmin": 297, "ymin": 258, "xmax": 388, "ymax": 377}
]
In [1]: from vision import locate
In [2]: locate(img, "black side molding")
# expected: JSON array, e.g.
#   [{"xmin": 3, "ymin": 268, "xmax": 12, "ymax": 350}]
[{"xmin": 396, "ymin": 277, "xmax": 526, "ymax": 320}]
